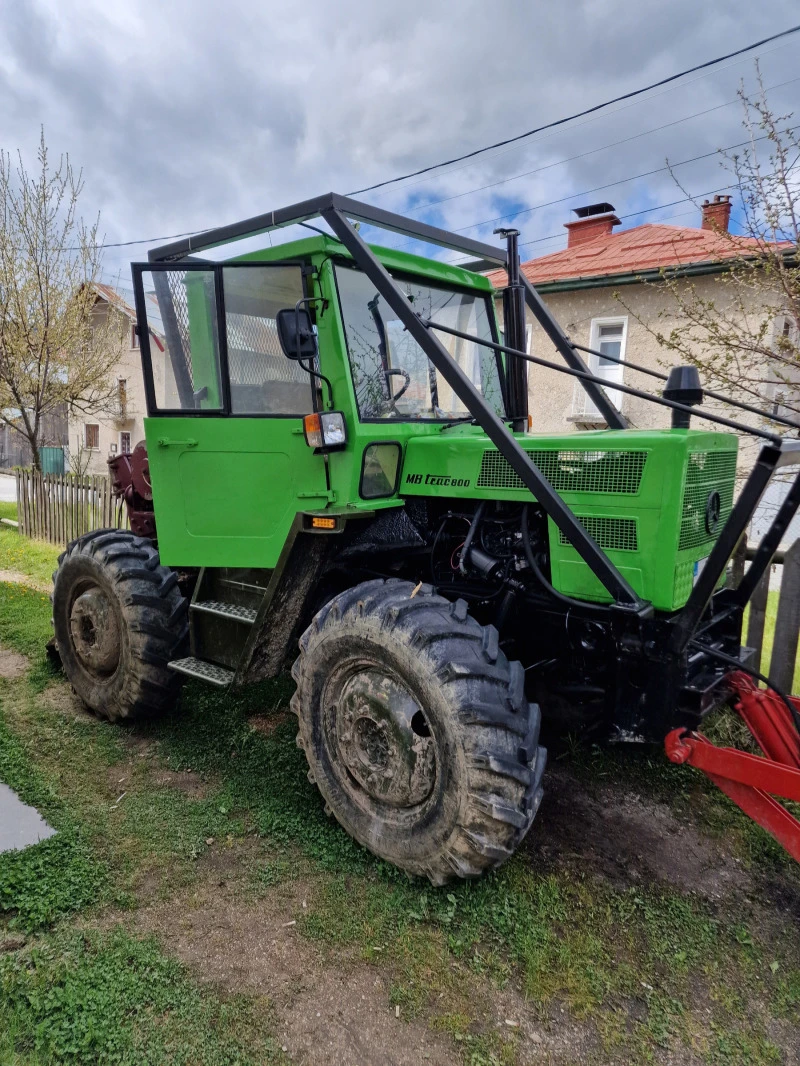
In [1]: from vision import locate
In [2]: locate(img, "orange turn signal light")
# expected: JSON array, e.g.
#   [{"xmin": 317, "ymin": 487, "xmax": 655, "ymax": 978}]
[
  {"xmin": 311, "ymin": 516, "xmax": 337, "ymax": 530},
  {"xmin": 304, "ymin": 413, "xmax": 323, "ymax": 447}
]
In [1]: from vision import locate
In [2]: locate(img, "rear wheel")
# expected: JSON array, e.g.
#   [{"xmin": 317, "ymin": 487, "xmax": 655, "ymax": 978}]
[
  {"xmin": 291, "ymin": 579, "xmax": 546, "ymax": 884},
  {"xmin": 52, "ymin": 530, "xmax": 188, "ymax": 722}
]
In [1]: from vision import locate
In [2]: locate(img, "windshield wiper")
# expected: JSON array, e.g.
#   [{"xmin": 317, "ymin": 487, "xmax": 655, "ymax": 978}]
[
  {"xmin": 440, "ymin": 416, "xmax": 515, "ymax": 433},
  {"xmin": 440, "ymin": 417, "xmax": 479, "ymax": 432}
]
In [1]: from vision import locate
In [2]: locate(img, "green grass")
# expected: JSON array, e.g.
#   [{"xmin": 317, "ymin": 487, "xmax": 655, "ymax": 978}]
[
  {"xmin": 0, "ymin": 547, "xmax": 799, "ymax": 1064},
  {"xmin": 0, "ymin": 520, "xmax": 60, "ymax": 587},
  {"xmin": 0, "ymin": 928, "xmax": 287, "ymax": 1065}
]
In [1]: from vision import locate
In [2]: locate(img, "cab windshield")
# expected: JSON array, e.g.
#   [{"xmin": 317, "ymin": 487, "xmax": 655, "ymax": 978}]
[{"xmin": 334, "ymin": 264, "xmax": 505, "ymax": 421}]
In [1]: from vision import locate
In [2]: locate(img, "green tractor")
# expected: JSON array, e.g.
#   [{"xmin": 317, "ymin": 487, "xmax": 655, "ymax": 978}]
[{"xmin": 51, "ymin": 194, "xmax": 800, "ymax": 882}]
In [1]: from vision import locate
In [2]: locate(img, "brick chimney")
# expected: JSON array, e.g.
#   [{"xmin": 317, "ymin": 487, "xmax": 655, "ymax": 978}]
[
  {"xmin": 701, "ymin": 194, "xmax": 731, "ymax": 232},
  {"xmin": 565, "ymin": 202, "xmax": 621, "ymax": 248}
]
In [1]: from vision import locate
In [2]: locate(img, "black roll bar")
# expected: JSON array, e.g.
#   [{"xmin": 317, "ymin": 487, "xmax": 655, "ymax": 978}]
[
  {"xmin": 142, "ymin": 191, "xmax": 800, "ymax": 624},
  {"xmin": 570, "ymin": 342, "xmax": 800, "ymax": 433},
  {"xmin": 423, "ymin": 321, "xmax": 784, "ymax": 444},
  {"xmin": 320, "ymin": 205, "xmax": 646, "ymax": 610},
  {"xmin": 148, "ymin": 192, "xmax": 621, "ymax": 431}
]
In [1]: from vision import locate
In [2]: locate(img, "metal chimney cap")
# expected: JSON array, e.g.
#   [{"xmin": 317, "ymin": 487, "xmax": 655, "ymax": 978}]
[{"xmin": 572, "ymin": 202, "xmax": 616, "ymax": 219}]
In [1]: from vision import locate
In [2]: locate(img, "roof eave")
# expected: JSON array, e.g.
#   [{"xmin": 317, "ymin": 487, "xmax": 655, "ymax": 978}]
[
  {"xmin": 531, "ymin": 257, "xmax": 743, "ymax": 293},
  {"xmin": 525, "ymin": 243, "xmax": 797, "ymax": 293}
]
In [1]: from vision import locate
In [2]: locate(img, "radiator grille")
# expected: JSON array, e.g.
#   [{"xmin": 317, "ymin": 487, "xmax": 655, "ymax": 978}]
[
  {"xmin": 559, "ymin": 516, "xmax": 638, "ymax": 552},
  {"xmin": 679, "ymin": 451, "xmax": 737, "ymax": 551},
  {"xmin": 477, "ymin": 448, "xmax": 647, "ymax": 494}
]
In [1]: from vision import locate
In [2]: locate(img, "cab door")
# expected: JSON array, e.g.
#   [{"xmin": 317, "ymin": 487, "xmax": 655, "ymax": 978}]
[{"xmin": 133, "ymin": 262, "xmax": 329, "ymax": 569}]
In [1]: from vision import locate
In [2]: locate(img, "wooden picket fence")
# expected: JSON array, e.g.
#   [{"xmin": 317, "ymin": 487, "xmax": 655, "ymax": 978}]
[
  {"xmin": 15, "ymin": 469, "xmax": 128, "ymax": 546},
  {"xmin": 731, "ymin": 536, "xmax": 800, "ymax": 694}
]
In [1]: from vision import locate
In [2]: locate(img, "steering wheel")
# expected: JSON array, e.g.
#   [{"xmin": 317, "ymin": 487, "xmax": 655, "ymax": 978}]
[{"xmin": 384, "ymin": 368, "xmax": 411, "ymax": 407}]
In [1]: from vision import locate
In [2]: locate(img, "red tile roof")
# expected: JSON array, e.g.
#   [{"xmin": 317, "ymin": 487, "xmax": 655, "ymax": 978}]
[{"xmin": 486, "ymin": 223, "xmax": 778, "ymax": 288}]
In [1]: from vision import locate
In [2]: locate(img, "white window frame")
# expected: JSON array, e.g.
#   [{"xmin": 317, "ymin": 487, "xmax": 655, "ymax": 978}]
[
  {"xmin": 84, "ymin": 423, "xmax": 100, "ymax": 450},
  {"xmin": 119, "ymin": 430, "xmax": 132, "ymax": 454},
  {"xmin": 130, "ymin": 323, "xmax": 139, "ymax": 349},
  {"xmin": 575, "ymin": 316, "xmax": 627, "ymax": 418}
]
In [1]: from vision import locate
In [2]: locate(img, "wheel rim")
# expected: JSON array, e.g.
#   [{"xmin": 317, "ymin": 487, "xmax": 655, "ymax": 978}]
[
  {"xmin": 329, "ymin": 664, "xmax": 436, "ymax": 809},
  {"xmin": 69, "ymin": 583, "xmax": 121, "ymax": 677}
]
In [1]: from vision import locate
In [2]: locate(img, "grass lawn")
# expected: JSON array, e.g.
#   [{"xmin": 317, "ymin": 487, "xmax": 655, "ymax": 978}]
[
  {"xmin": 0, "ymin": 503, "xmax": 61, "ymax": 588},
  {"xmin": 0, "ymin": 539, "xmax": 799, "ymax": 1064}
]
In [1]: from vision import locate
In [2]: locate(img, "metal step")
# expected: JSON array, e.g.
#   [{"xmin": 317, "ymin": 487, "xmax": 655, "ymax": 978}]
[
  {"xmin": 168, "ymin": 657, "xmax": 234, "ymax": 686},
  {"xmin": 191, "ymin": 600, "xmax": 258, "ymax": 624}
]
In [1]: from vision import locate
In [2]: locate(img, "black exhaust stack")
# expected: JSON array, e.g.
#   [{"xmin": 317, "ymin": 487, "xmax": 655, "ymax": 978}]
[
  {"xmin": 663, "ymin": 365, "xmax": 703, "ymax": 429},
  {"xmin": 495, "ymin": 228, "xmax": 528, "ymax": 433}
]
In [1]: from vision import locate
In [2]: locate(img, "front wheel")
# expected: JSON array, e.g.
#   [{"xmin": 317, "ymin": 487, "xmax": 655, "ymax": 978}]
[{"xmin": 291, "ymin": 579, "xmax": 546, "ymax": 884}]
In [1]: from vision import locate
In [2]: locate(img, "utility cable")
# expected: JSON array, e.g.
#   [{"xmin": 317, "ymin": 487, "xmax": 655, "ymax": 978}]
[
  {"xmin": 450, "ymin": 125, "xmax": 799, "ymax": 235},
  {"xmin": 409, "ymin": 74, "xmax": 800, "ymax": 217},
  {"xmin": 346, "ymin": 24, "xmax": 800, "ymax": 196}
]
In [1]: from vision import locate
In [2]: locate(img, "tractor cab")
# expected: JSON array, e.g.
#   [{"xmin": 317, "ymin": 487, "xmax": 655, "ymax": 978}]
[{"xmin": 131, "ymin": 237, "xmax": 511, "ymax": 569}]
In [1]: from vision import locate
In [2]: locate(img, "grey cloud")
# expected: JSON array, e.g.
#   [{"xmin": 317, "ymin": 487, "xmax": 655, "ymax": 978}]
[{"xmin": 0, "ymin": 0, "xmax": 796, "ymax": 277}]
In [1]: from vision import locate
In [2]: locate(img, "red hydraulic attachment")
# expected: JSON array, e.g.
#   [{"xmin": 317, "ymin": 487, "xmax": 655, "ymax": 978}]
[{"xmin": 665, "ymin": 672, "xmax": 800, "ymax": 862}]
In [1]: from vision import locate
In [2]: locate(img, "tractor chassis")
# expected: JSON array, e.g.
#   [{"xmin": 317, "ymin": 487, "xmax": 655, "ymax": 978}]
[{"xmin": 103, "ymin": 192, "xmax": 800, "ymax": 867}]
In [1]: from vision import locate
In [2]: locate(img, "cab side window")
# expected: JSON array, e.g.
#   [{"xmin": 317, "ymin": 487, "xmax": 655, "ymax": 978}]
[{"xmin": 222, "ymin": 266, "xmax": 312, "ymax": 415}]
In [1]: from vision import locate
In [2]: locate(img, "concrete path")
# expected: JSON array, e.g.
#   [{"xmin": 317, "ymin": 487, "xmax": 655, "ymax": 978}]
[{"xmin": 0, "ymin": 781, "xmax": 56, "ymax": 852}]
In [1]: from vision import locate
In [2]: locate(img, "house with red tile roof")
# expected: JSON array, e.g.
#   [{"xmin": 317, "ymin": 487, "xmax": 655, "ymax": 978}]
[
  {"xmin": 486, "ymin": 197, "xmax": 796, "ymax": 433},
  {"xmin": 66, "ymin": 283, "xmax": 163, "ymax": 473}
]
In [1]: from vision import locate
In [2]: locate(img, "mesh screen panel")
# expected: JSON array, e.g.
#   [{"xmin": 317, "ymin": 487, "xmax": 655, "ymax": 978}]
[
  {"xmin": 226, "ymin": 314, "xmax": 308, "ymax": 386},
  {"xmin": 477, "ymin": 449, "xmax": 647, "ymax": 493},
  {"xmin": 558, "ymin": 516, "xmax": 638, "ymax": 552},
  {"xmin": 165, "ymin": 271, "xmax": 192, "ymax": 384},
  {"xmin": 679, "ymin": 451, "xmax": 737, "ymax": 551}
]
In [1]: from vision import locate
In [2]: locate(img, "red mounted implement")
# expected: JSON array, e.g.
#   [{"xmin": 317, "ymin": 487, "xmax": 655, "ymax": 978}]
[{"xmin": 666, "ymin": 672, "xmax": 800, "ymax": 861}]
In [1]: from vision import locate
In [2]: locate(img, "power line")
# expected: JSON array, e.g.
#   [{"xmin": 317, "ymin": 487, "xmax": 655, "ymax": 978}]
[
  {"xmin": 406, "ymin": 74, "xmax": 800, "ymax": 216},
  {"xmin": 366, "ymin": 39, "xmax": 797, "ymax": 201},
  {"xmin": 442, "ymin": 123, "xmax": 798, "ymax": 237},
  {"xmin": 367, "ymin": 39, "xmax": 798, "ymax": 203},
  {"xmin": 346, "ymin": 23, "xmax": 800, "ymax": 197}
]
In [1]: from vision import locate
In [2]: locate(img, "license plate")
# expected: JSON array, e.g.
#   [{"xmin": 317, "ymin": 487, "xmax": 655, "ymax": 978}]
[{"xmin": 693, "ymin": 557, "xmax": 709, "ymax": 585}]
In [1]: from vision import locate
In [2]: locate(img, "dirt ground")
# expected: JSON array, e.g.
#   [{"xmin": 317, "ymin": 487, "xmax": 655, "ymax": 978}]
[
  {"xmin": 12, "ymin": 661, "xmax": 800, "ymax": 1064},
  {"xmin": 108, "ymin": 750, "xmax": 800, "ymax": 1066},
  {"xmin": 0, "ymin": 568, "xmax": 50, "ymax": 593},
  {"xmin": 0, "ymin": 646, "xmax": 30, "ymax": 679}
]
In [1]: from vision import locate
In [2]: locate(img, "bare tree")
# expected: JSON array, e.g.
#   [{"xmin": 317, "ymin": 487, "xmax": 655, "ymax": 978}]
[
  {"xmin": 0, "ymin": 130, "xmax": 124, "ymax": 471},
  {"xmin": 620, "ymin": 67, "xmax": 800, "ymax": 425}
]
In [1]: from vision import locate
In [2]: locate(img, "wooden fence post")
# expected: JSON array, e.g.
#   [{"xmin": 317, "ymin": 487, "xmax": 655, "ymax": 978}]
[
  {"xmin": 728, "ymin": 535, "xmax": 747, "ymax": 589},
  {"xmin": 746, "ymin": 568, "xmax": 771, "ymax": 672},
  {"xmin": 769, "ymin": 539, "xmax": 800, "ymax": 694},
  {"xmin": 15, "ymin": 469, "xmax": 22, "ymax": 535}
]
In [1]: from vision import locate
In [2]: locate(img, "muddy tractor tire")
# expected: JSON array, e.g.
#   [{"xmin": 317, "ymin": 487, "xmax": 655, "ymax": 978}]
[
  {"xmin": 291, "ymin": 578, "xmax": 546, "ymax": 884},
  {"xmin": 52, "ymin": 530, "xmax": 188, "ymax": 723}
]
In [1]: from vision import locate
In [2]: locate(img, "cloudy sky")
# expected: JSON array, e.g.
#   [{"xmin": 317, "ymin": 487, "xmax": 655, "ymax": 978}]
[{"xmin": 1, "ymin": 0, "xmax": 798, "ymax": 279}]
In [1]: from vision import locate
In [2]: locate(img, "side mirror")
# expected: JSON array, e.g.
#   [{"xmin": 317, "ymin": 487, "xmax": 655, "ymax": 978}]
[{"xmin": 276, "ymin": 307, "xmax": 318, "ymax": 360}]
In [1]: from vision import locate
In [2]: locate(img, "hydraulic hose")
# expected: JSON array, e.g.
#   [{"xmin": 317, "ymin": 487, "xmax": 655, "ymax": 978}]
[
  {"xmin": 459, "ymin": 501, "xmax": 486, "ymax": 576},
  {"xmin": 688, "ymin": 638, "xmax": 800, "ymax": 735},
  {"xmin": 521, "ymin": 505, "xmax": 611, "ymax": 615}
]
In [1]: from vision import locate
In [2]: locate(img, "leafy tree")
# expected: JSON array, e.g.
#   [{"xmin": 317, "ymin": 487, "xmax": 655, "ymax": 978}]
[
  {"xmin": 622, "ymin": 69, "xmax": 800, "ymax": 425},
  {"xmin": 0, "ymin": 131, "xmax": 122, "ymax": 471}
]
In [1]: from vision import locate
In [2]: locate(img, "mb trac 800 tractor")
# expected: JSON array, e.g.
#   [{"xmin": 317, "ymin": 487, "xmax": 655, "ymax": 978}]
[{"xmin": 52, "ymin": 194, "xmax": 800, "ymax": 883}]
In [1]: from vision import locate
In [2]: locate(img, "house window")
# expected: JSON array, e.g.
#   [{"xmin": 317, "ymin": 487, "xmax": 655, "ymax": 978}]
[
  {"xmin": 574, "ymin": 317, "xmax": 627, "ymax": 419},
  {"xmin": 85, "ymin": 424, "xmax": 100, "ymax": 450},
  {"xmin": 118, "ymin": 378, "xmax": 128, "ymax": 412},
  {"xmin": 131, "ymin": 324, "xmax": 139, "ymax": 349},
  {"xmin": 120, "ymin": 431, "xmax": 131, "ymax": 453}
]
